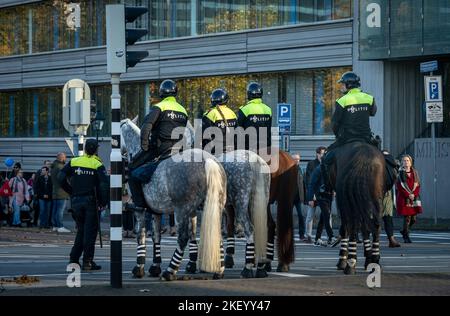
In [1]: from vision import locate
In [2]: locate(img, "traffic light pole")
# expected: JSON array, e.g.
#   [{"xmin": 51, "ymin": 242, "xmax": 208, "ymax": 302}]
[
  {"xmin": 76, "ymin": 134, "xmax": 84, "ymax": 156},
  {"xmin": 110, "ymin": 73, "xmax": 123, "ymax": 288}
]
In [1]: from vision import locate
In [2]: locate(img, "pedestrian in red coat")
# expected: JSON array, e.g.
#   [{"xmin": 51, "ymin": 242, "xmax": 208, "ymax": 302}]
[{"xmin": 396, "ymin": 154, "xmax": 422, "ymax": 243}]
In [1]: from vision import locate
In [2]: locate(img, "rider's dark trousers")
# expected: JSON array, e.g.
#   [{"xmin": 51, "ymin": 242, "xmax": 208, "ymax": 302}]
[
  {"xmin": 70, "ymin": 196, "xmax": 98, "ymax": 264},
  {"xmin": 315, "ymin": 197, "xmax": 334, "ymax": 241}
]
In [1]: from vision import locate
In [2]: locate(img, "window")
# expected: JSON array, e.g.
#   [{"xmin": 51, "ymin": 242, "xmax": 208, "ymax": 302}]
[{"xmin": 0, "ymin": 0, "xmax": 353, "ymax": 57}]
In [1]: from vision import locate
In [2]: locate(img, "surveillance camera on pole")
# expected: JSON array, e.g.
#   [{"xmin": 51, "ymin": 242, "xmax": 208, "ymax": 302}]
[
  {"xmin": 62, "ymin": 79, "xmax": 91, "ymax": 156},
  {"xmin": 106, "ymin": 4, "xmax": 149, "ymax": 289}
]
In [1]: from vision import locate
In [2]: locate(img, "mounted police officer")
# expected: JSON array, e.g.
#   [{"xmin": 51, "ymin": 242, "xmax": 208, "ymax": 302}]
[
  {"xmin": 321, "ymin": 71, "xmax": 377, "ymax": 192},
  {"xmin": 202, "ymin": 88, "xmax": 237, "ymax": 154},
  {"xmin": 236, "ymin": 82, "xmax": 272, "ymax": 152},
  {"xmin": 127, "ymin": 79, "xmax": 188, "ymax": 212},
  {"xmin": 58, "ymin": 139, "xmax": 109, "ymax": 271}
]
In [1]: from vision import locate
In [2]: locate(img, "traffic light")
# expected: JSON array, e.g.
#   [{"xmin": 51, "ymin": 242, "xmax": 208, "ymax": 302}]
[{"xmin": 106, "ymin": 4, "xmax": 149, "ymax": 74}]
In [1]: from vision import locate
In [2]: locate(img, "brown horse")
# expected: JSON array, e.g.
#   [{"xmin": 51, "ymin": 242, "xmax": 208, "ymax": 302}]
[
  {"xmin": 225, "ymin": 149, "xmax": 297, "ymax": 273},
  {"xmin": 330, "ymin": 142, "xmax": 386, "ymax": 275},
  {"xmin": 265, "ymin": 149, "xmax": 298, "ymax": 272}
]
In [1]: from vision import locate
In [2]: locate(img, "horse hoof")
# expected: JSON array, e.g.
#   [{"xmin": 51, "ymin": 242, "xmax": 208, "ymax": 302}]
[
  {"xmin": 344, "ymin": 264, "xmax": 356, "ymax": 275},
  {"xmin": 185, "ymin": 261, "xmax": 197, "ymax": 274},
  {"xmin": 213, "ymin": 272, "xmax": 224, "ymax": 280},
  {"xmin": 161, "ymin": 270, "xmax": 176, "ymax": 281},
  {"xmin": 148, "ymin": 265, "xmax": 161, "ymax": 277},
  {"xmin": 224, "ymin": 255, "xmax": 234, "ymax": 269},
  {"xmin": 132, "ymin": 266, "xmax": 145, "ymax": 278},
  {"xmin": 240, "ymin": 268, "xmax": 254, "ymax": 278},
  {"xmin": 336, "ymin": 259, "xmax": 347, "ymax": 271},
  {"xmin": 255, "ymin": 268, "xmax": 268, "ymax": 278},
  {"xmin": 263, "ymin": 262, "xmax": 272, "ymax": 272},
  {"xmin": 276, "ymin": 263, "xmax": 289, "ymax": 272}
]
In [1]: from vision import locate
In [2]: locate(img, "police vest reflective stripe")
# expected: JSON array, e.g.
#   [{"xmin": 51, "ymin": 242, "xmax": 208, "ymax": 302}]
[
  {"xmin": 70, "ymin": 155, "xmax": 103, "ymax": 170},
  {"xmin": 337, "ymin": 89, "xmax": 374, "ymax": 108},
  {"xmin": 155, "ymin": 96, "xmax": 187, "ymax": 116},
  {"xmin": 240, "ymin": 99, "xmax": 272, "ymax": 117},
  {"xmin": 205, "ymin": 105, "xmax": 237, "ymax": 123}
]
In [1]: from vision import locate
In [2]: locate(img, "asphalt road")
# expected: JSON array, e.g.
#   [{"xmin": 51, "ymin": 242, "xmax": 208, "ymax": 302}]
[{"xmin": 1, "ymin": 227, "xmax": 450, "ymax": 296}]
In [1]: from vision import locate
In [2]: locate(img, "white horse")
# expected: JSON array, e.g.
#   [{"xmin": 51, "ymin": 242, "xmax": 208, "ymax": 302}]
[
  {"xmin": 121, "ymin": 118, "xmax": 227, "ymax": 281},
  {"xmin": 184, "ymin": 122, "xmax": 271, "ymax": 278}
]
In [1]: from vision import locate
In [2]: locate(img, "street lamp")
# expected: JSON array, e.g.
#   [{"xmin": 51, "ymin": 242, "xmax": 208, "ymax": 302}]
[{"xmin": 91, "ymin": 111, "xmax": 105, "ymax": 142}]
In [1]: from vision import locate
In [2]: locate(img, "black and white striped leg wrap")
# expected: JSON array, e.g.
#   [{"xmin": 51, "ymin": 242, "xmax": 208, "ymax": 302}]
[
  {"xmin": 226, "ymin": 237, "xmax": 235, "ymax": 255},
  {"xmin": 372, "ymin": 242, "xmax": 380, "ymax": 258},
  {"xmin": 339, "ymin": 238, "xmax": 349, "ymax": 260},
  {"xmin": 153, "ymin": 243, "xmax": 161, "ymax": 264},
  {"xmin": 189, "ymin": 240, "xmax": 198, "ymax": 262},
  {"xmin": 220, "ymin": 242, "xmax": 225, "ymax": 268},
  {"xmin": 348, "ymin": 241, "xmax": 357, "ymax": 266},
  {"xmin": 266, "ymin": 241, "xmax": 274, "ymax": 261},
  {"xmin": 363, "ymin": 239, "xmax": 372, "ymax": 257},
  {"xmin": 137, "ymin": 244, "xmax": 146, "ymax": 265},
  {"xmin": 245, "ymin": 243, "xmax": 255, "ymax": 265},
  {"xmin": 167, "ymin": 248, "xmax": 184, "ymax": 274}
]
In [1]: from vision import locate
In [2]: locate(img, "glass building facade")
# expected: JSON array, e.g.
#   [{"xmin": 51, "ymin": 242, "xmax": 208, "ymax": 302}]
[
  {"xmin": 359, "ymin": 0, "xmax": 450, "ymax": 59},
  {"xmin": 0, "ymin": 67, "xmax": 350, "ymax": 138},
  {"xmin": 0, "ymin": 0, "xmax": 353, "ymax": 57}
]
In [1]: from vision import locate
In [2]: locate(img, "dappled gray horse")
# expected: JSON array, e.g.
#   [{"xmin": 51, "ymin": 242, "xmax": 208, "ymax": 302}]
[
  {"xmin": 184, "ymin": 122, "xmax": 271, "ymax": 278},
  {"xmin": 120, "ymin": 118, "xmax": 227, "ymax": 281}
]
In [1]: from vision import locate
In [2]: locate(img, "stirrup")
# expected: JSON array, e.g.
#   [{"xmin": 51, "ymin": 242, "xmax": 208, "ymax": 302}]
[{"xmin": 124, "ymin": 202, "xmax": 148, "ymax": 213}]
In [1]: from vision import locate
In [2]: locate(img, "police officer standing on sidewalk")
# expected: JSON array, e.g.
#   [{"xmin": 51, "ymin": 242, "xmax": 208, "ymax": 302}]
[{"xmin": 58, "ymin": 139, "xmax": 109, "ymax": 271}]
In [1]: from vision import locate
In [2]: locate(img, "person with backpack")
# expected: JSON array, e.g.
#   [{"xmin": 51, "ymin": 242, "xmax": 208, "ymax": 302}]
[{"xmin": 8, "ymin": 169, "xmax": 30, "ymax": 227}]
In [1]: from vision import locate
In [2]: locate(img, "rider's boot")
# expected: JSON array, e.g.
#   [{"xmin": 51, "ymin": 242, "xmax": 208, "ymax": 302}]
[{"xmin": 320, "ymin": 160, "xmax": 333, "ymax": 194}]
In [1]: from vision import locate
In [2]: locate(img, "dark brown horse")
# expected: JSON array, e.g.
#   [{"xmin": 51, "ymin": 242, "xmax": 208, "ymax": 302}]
[
  {"xmin": 265, "ymin": 149, "xmax": 298, "ymax": 272},
  {"xmin": 330, "ymin": 142, "xmax": 386, "ymax": 275},
  {"xmin": 225, "ymin": 149, "xmax": 298, "ymax": 273}
]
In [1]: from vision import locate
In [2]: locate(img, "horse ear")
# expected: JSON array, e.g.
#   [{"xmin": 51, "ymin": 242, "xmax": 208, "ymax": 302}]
[{"xmin": 131, "ymin": 115, "xmax": 139, "ymax": 124}]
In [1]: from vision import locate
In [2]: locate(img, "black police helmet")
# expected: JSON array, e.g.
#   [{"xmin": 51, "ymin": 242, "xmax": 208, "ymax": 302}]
[
  {"xmin": 85, "ymin": 139, "xmax": 99, "ymax": 155},
  {"xmin": 210, "ymin": 88, "xmax": 229, "ymax": 106},
  {"xmin": 159, "ymin": 79, "xmax": 177, "ymax": 98},
  {"xmin": 338, "ymin": 72, "xmax": 361, "ymax": 89},
  {"xmin": 247, "ymin": 82, "xmax": 263, "ymax": 100}
]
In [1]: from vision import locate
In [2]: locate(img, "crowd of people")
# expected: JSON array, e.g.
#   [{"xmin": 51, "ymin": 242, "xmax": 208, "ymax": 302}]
[
  {"xmin": 292, "ymin": 146, "xmax": 423, "ymax": 247},
  {"xmin": 0, "ymin": 154, "xmax": 71, "ymax": 232}
]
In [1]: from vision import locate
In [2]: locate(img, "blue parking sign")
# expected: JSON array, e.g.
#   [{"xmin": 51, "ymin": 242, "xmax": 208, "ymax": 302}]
[
  {"xmin": 425, "ymin": 76, "xmax": 443, "ymax": 102},
  {"xmin": 429, "ymin": 82, "xmax": 439, "ymax": 100},
  {"xmin": 277, "ymin": 103, "xmax": 291, "ymax": 126}
]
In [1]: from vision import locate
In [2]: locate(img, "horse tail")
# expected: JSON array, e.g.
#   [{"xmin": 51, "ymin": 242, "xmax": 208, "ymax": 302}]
[
  {"xmin": 250, "ymin": 156, "xmax": 270, "ymax": 262},
  {"xmin": 336, "ymin": 147, "xmax": 384, "ymax": 235},
  {"xmin": 199, "ymin": 158, "xmax": 227, "ymax": 273},
  {"xmin": 276, "ymin": 165, "xmax": 296, "ymax": 265}
]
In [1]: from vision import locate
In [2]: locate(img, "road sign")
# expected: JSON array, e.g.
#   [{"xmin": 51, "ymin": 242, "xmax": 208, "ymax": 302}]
[
  {"xmin": 420, "ymin": 60, "xmax": 438, "ymax": 73},
  {"xmin": 425, "ymin": 76, "xmax": 442, "ymax": 102},
  {"xmin": 279, "ymin": 125, "xmax": 291, "ymax": 133},
  {"xmin": 277, "ymin": 103, "xmax": 291, "ymax": 126},
  {"xmin": 426, "ymin": 102, "xmax": 444, "ymax": 123}
]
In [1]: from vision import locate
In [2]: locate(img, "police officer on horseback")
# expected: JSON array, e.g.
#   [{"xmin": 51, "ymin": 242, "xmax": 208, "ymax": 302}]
[
  {"xmin": 237, "ymin": 82, "xmax": 272, "ymax": 152},
  {"xmin": 58, "ymin": 139, "xmax": 109, "ymax": 271},
  {"xmin": 321, "ymin": 71, "xmax": 378, "ymax": 192},
  {"xmin": 202, "ymin": 88, "xmax": 237, "ymax": 154},
  {"xmin": 127, "ymin": 79, "xmax": 188, "ymax": 212}
]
